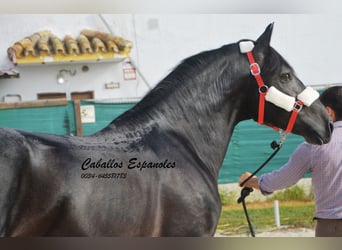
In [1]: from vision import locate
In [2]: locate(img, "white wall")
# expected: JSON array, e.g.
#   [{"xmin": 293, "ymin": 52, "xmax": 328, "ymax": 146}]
[
  {"xmin": 133, "ymin": 14, "xmax": 342, "ymax": 87},
  {"xmin": 0, "ymin": 14, "xmax": 341, "ymax": 102},
  {"xmin": 0, "ymin": 14, "xmax": 143, "ymax": 102}
]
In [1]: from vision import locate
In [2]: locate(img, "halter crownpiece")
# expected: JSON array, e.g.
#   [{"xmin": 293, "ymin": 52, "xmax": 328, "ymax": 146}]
[
  {"xmin": 238, "ymin": 41, "xmax": 320, "ymax": 133},
  {"xmin": 239, "ymin": 41, "xmax": 255, "ymax": 53}
]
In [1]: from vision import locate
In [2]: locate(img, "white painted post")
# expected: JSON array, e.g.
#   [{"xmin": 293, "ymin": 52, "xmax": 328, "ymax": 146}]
[{"xmin": 274, "ymin": 200, "xmax": 281, "ymax": 228}]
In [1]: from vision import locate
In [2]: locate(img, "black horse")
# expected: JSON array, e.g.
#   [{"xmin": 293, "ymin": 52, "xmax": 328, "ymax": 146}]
[{"xmin": 0, "ymin": 24, "xmax": 332, "ymax": 236}]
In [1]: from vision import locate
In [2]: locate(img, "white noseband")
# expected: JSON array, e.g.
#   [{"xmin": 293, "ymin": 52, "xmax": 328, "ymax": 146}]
[{"xmin": 266, "ymin": 86, "xmax": 319, "ymax": 112}]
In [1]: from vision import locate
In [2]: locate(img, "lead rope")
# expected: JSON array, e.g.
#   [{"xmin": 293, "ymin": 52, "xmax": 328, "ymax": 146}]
[{"xmin": 237, "ymin": 133, "xmax": 287, "ymax": 237}]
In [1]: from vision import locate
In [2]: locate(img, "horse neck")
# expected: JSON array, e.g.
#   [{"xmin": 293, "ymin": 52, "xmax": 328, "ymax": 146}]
[
  {"xmin": 102, "ymin": 47, "xmax": 251, "ymax": 179},
  {"xmin": 163, "ymin": 89, "xmax": 247, "ymax": 178}
]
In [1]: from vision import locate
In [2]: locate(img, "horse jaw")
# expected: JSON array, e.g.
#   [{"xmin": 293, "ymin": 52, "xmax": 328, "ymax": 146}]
[
  {"xmin": 301, "ymin": 121, "xmax": 333, "ymax": 145},
  {"xmin": 294, "ymin": 106, "xmax": 333, "ymax": 145}
]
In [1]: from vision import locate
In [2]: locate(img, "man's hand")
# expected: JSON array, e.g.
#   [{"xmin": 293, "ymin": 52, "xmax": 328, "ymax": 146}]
[{"xmin": 238, "ymin": 172, "xmax": 260, "ymax": 189}]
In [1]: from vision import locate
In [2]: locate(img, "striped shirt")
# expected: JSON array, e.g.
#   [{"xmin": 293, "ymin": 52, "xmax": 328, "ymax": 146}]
[{"xmin": 259, "ymin": 121, "xmax": 342, "ymax": 219}]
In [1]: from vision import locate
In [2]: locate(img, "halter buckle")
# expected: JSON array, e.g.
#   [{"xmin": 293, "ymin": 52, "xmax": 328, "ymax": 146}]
[
  {"xmin": 293, "ymin": 100, "xmax": 304, "ymax": 112},
  {"xmin": 250, "ymin": 63, "xmax": 261, "ymax": 76},
  {"xmin": 258, "ymin": 85, "xmax": 268, "ymax": 94}
]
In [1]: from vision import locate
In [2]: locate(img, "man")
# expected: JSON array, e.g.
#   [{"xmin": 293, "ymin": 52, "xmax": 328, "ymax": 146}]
[{"xmin": 238, "ymin": 86, "xmax": 342, "ymax": 237}]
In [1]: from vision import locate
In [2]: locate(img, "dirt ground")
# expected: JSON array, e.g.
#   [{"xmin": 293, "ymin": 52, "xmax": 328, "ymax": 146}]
[
  {"xmin": 254, "ymin": 227, "xmax": 314, "ymax": 237},
  {"xmin": 216, "ymin": 227, "xmax": 315, "ymax": 237}
]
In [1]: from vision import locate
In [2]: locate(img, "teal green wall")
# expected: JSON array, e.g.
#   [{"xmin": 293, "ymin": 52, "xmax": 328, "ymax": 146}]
[
  {"xmin": 0, "ymin": 101, "xmax": 303, "ymax": 183},
  {"xmin": 81, "ymin": 101, "xmax": 135, "ymax": 136},
  {"xmin": 219, "ymin": 121, "xmax": 303, "ymax": 183},
  {"xmin": 0, "ymin": 103, "xmax": 75, "ymax": 135}
]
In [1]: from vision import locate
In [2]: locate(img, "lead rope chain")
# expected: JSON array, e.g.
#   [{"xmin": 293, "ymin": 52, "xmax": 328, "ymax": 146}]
[{"xmin": 237, "ymin": 136, "xmax": 284, "ymax": 237}]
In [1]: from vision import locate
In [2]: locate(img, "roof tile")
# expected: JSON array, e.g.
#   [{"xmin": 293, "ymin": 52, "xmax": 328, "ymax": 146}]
[{"xmin": 7, "ymin": 30, "xmax": 132, "ymax": 65}]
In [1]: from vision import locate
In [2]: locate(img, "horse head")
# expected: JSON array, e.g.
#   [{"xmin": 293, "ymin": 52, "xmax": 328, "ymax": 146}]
[{"xmin": 242, "ymin": 23, "xmax": 332, "ymax": 145}]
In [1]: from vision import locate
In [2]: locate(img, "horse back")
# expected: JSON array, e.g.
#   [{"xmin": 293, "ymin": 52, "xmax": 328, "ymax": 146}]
[{"xmin": 0, "ymin": 126, "xmax": 221, "ymax": 236}]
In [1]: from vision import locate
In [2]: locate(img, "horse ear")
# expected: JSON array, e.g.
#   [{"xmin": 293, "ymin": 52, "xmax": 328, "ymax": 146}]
[{"xmin": 256, "ymin": 23, "xmax": 274, "ymax": 49}]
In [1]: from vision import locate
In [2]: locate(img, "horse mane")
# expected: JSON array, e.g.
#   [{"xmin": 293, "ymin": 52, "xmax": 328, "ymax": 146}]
[
  {"xmin": 138, "ymin": 46, "xmax": 232, "ymax": 107},
  {"xmin": 104, "ymin": 39, "xmax": 293, "ymax": 132},
  {"xmin": 112, "ymin": 44, "xmax": 236, "ymax": 127}
]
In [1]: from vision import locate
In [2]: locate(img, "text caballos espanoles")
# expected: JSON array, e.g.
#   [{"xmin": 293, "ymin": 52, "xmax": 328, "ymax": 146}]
[{"xmin": 81, "ymin": 157, "xmax": 176, "ymax": 171}]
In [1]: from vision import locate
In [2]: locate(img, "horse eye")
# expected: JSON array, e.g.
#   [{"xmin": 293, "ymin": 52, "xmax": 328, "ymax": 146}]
[{"xmin": 280, "ymin": 73, "xmax": 292, "ymax": 82}]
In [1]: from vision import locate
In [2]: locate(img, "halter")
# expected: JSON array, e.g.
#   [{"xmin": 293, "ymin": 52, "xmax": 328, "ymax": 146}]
[{"xmin": 239, "ymin": 41, "xmax": 319, "ymax": 134}]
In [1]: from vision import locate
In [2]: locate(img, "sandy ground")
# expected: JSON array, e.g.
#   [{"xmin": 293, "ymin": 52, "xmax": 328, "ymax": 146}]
[
  {"xmin": 216, "ymin": 227, "xmax": 315, "ymax": 237},
  {"xmin": 254, "ymin": 227, "xmax": 314, "ymax": 237}
]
